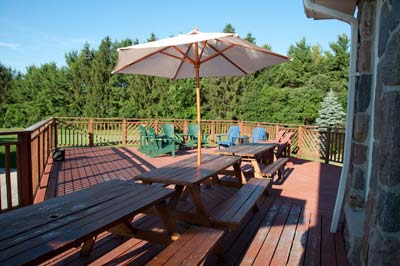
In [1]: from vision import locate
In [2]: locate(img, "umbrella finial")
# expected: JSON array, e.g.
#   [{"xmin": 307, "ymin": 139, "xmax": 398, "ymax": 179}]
[{"xmin": 193, "ymin": 26, "xmax": 199, "ymax": 32}]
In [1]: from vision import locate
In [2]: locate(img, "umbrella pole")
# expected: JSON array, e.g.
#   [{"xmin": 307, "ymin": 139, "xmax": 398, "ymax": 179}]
[{"xmin": 195, "ymin": 64, "xmax": 201, "ymax": 165}]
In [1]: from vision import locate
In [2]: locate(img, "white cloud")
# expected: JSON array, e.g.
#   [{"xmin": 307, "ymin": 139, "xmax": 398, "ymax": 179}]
[{"xmin": 0, "ymin": 41, "xmax": 19, "ymax": 50}]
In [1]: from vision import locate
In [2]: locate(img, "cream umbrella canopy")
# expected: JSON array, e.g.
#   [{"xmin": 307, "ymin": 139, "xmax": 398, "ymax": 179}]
[{"xmin": 112, "ymin": 28, "xmax": 289, "ymax": 165}]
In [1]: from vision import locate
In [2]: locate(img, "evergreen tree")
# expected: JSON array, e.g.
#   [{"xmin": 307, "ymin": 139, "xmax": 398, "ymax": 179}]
[
  {"xmin": 245, "ymin": 32, "xmax": 256, "ymax": 44},
  {"xmin": 315, "ymin": 90, "xmax": 346, "ymax": 129},
  {"xmin": 223, "ymin": 24, "xmax": 235, "ymax": 33},
  {"xmin": 262, "ymin": 43, "xmax": 272, "ymax": 50}
]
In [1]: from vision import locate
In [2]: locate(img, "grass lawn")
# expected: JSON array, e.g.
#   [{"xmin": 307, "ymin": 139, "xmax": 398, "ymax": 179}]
[{"xmin": 0, "ymin": 128, "xmax": 22, "ymax": 169}]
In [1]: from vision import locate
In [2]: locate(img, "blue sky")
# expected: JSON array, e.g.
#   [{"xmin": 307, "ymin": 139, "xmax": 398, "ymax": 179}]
[{"xmin": 0, "ymin": 0, "xmax": 350, "ymax": 73}]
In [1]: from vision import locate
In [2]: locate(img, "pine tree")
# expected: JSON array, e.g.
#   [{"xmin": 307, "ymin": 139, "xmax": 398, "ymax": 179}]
[{"xmin": 316, "ymin": 90, "xmax": 346, "ymax": 129}]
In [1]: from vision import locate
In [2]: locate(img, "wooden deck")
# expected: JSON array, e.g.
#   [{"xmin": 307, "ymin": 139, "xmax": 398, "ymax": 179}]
[{"xmin": 37, "ymin": 147, "xmax": 345, "ymax": 266}]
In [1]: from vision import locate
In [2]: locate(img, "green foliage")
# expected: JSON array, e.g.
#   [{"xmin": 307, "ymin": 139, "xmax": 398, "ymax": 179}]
[
  {"xmin": 244, "ymin": 32, "xmax": 256, "ymax": 44},
  {"xmin": 223, "ymin": 24, "xmax": 236, "ymax": 33},
  {"xmin": 316, "ymin": 90, "xmax": 346, "ymax": 128},
  {"xmin": 0, "ymin": 29, "xmax": 350, "ymax": 128}
]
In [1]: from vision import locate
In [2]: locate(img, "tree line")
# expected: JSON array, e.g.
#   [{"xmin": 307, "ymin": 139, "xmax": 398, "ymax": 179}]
[{"xmin": 0, "ymin": 24, "xmax": 349, "ymax": 128}]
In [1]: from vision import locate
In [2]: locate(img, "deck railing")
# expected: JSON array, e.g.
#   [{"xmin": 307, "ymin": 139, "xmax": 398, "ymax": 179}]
[
  {"xmin": 0, "ymin": 117, "xmax": 56, "ymax": 212},
  {"xmin": 55, "ymin": 117, "xmax": 345, "ymax": 164},
  {"xmin": 0, "ymin": 116, "xmax": 344, "ymax": 213}
]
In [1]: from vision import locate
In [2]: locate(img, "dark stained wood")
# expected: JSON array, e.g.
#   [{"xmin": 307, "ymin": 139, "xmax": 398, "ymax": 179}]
[
  {"xmin": 286, "ymin": 209, "xmax": 311, "ymax": 266},
  {"xmin": 33, "ymin": 147, "xmax": 345, "ymax": 266},
  {"xmin": 270, "ymin": 205, "xmax": 301, "ymax": 265},
  {"xmin": 0, "ymin": 180, "xmax": 174, "ymax": 266},
  {"xmin": 335, "ymin": 224, "xmax": 347, "ymax": 266},
  {"xmin": 147, "ymin": 226, "xmax": 224, "ymax": 266},
  {"xmin": 135, "ymin": 154, "xmax": 241, "ymax": 186},
  {"xmin": 262, "ymin": 157, "xmax": 289, "ymax": 179},
  {"xmin": 210, "ymin": 178, "xmax": 270, "ymax": 230},
  {"xmin": 321, "ymin": 215, "xmax": 337, "ymax": 266},
  {"xmin": 215, "ymin": 144, "xmax": 277, "ymax": 178},
  {"xmin": 240, "ymin": 200, "xmax": 282, "ymax": 266},
  {"xmin": 304, "ymin": 215, "xmax": 322, "ymax": 266}
]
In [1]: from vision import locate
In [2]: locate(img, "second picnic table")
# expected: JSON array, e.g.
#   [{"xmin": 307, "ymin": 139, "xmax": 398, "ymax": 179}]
[
  {"xmin": 134, "ymin": 154, "xmax": 244, "ymax": 226},
  {"xmin": 215, "ymin": 143, "xmax": 277, "ymax": 178}
]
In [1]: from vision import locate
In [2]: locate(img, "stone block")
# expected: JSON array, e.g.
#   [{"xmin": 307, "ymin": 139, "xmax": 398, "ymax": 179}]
[
  {"xmin": 377, "ymin": 190, "xmax": 400, "ymax": 232},
  {"xmin": 377, "ymin": 28, "xmax": 400, "ymax": 88},
  {"xmin": 375, "ymin": 91, "xmax": 400, "ymax": 187},
  {"xmin": 352, "ymin": 165, "xmax": 366, "ymax": 190},
  {"xmin": 367, "ymin": 227, "xmax": 400, "ymax": 266},
  {"xmin": 378, "ymin": 2, "xmax": 390, "ymax": 57},
  {"xmin": 355, "ymin": 74, "xmax": 372, "ymax": 113},
  {"xmin": 358, "ymin": 0, "xmax": 374, "ymax": 72},
  {"xmin": 353, "ymin": 113, "xmax": 370, "ymax": 142},
  {"xmin": 353, "ymin": 143, "xmax": 368, "ymax": 165}
]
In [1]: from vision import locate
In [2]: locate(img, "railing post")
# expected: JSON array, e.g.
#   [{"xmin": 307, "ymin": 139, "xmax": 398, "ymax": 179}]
[
  {"xmin": 88, "ymin": 118, "xmax": 94, "ymax": 146},
  {"xmin": 297, "ymin": 126, "xmax": 303, "ymax": 159},
  {"xmin": 325, "ymin": 127, "xmax": 331, "ymax": 164},
  {"xmin": 183, "ymin": 120, "xmax": 188, "ymax": 135},
  {"xmin": 239, "ymin": 121, "xmax": 243, "ymax": 134},
  {"xmin": 211, "ymin": 120, "xmax": 215, "ymax": 143},
  {"xmin": 154, "ymin": 120, "xmax": 159, "ymax": 134},
  {"xmin": 122, "ymin": 118, "xmax": 127, "ymax": 145},
  {"xmin": 275, "ymin": 124, "xmax": 280, "ymax": 139},
  {"xmin": 53, "ymin": 118, "xmax": 58, "ymax": 149},
  {"xmin": 17, "ymin": 132, "xmax": 33, "ymax": 207}
]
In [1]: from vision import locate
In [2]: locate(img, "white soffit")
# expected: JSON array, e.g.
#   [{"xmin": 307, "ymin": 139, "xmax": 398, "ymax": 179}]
[{"xmin": 304, "ymin": 0, "xmax": 358, "ymax": 19}]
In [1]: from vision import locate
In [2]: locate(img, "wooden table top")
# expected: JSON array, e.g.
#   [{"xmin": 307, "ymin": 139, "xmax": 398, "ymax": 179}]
[
  {"xmin": 215, "ymin": 143, "xmax": 276, "ymax": 157},
  {"xmin": 135, "ymin": 154, "xmax": 241, "ymax": 186},
  {"xmin": 0, "ymin": 179, "xmax": 174, "ymax": 265}
]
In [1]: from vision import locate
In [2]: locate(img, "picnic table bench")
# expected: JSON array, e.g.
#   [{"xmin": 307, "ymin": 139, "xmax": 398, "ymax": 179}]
[
  {"xmin": 147, "ymin": 226, "xmax": 224, "ymax": 266},
  {"xmin": 0, "ymin": 179, "xmax": 176, "ymax": 266}
]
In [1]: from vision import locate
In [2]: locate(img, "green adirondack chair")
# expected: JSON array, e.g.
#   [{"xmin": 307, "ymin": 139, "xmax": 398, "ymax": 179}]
[
  {"xmin": 138, "ymin": 125, "xmax": 149, "ymax": 154},
  {"xmin": 138, "ymin": 125, "xmax": 177, "ymax": 157},
  {"xmin": 147, "ymin": 127, "xmax": 177, "ymax": 157},
  {"xmin": 161, "ymin": 123, "xmax": 184, "ymax": 147},
  {"xmin": 185, "ymin": 124, "xmax": 208, "ymax": 148}
]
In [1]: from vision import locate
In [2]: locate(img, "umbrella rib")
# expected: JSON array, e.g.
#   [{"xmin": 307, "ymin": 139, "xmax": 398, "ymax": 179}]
[
  {"xmin": 172, "ymin": 46, "xmax": 195, "ymax": 64},
  {"xmin": 160, "ymin": 51, "xmax": 193, "ymax": 64},
  {"xmin": 198, "ymin": 40, "xmax": 208, "ymax": 61},
  {"xmin": 112, "ymin": 46, "xmax": 171, "ymax": 73},
  {"xmin": 206, "ymin": 43, "xmax": 248, "ymax": 75},
  {"xmin": 173, "ymin": 44, "xmax": 194, "ymax": 79},
  {"xmin": 215, "ymin": 38, "xmax": 290, "ymax": 60},
  {"xmin": 199, "ymin": 44, "xmax": 235, "ymax": 64}
]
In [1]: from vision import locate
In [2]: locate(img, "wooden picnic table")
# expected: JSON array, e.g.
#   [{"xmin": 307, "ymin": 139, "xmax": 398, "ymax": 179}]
[
  {"xmin": 0, "ymin": 179, "xmax": 177, "ymax": 266},
  {"xmin": 134, "ymin": 154, "xmax": 243, "ymax": 226},
  {"xmin": 215, "ymin": 143, "xmax": 277, "ymax": 178}
]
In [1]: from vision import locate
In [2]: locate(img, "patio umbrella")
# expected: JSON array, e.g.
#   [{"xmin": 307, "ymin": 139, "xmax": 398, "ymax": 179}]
[{"xmin": 112, "ymin": 28, "xmax": 289, "ymax": 165}]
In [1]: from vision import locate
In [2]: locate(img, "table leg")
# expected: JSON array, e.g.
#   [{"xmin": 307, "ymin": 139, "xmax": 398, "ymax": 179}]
[
  {"xmin": 251, "ymin": 159, "xmax": 263, "ymax": 178},
  {"xmin": 154, "ymin": 200, "xmax": 180, "ymax": 240},
  {"xmin": 233, "ymin": 161, "xmax": 246, "ymax": 184},
  {"xmin": 189, "ymin": 184, "xmax": 211, "ymax": 226},
  {"xmin": 168, "ymin": 185, "xmax": 184, "ymax": 209},
  {"xmin": 80, "ymin": 236, "xmax": 96, "ymax": 256}
]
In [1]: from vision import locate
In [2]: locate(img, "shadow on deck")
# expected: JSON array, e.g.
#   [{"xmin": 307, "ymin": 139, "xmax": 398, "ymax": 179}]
[{"xmin": 38, "ymin": 146, "xmax": 345, "ymax": 266}]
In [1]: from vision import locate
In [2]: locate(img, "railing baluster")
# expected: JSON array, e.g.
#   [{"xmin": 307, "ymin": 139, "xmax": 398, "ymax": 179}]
[{"xmin": 5, "ymin": 145, "xmax": 12, "ymax": 209}]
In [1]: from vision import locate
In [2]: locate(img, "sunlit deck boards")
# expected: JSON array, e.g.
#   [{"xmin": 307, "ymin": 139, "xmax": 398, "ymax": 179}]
[{"xmin": 39, "ymin": 147, "xmax": 345, "ymax": 266}]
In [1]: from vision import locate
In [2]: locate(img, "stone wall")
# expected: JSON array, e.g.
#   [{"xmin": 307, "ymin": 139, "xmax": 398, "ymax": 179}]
[
  {"xmin": 344, "ymin": 0, "xmax": 375, "ymax": 264},
  {"xmin": 361, "ymin": 0, "xmax": 400, "ymax": 265}
]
